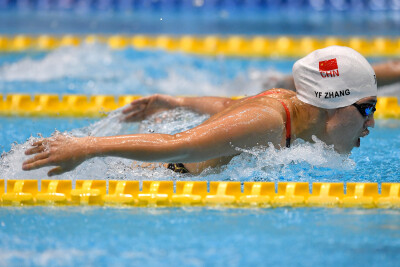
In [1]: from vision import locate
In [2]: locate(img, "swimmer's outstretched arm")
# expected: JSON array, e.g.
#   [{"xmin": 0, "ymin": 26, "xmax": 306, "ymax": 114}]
[
  {"xmin": 122, "ymin": 94, "xmax": 235, "ymax": 122},
  {"xmin": 372, "ymin": 60, "xmax": 400, "ymax": 87},
  {"xmin": 23, "ymin": 104, "xmax": 284, "ymax": 176}
]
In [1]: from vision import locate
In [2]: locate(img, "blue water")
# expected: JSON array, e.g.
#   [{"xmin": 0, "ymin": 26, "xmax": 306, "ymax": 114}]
[
  {"xmin": 2, "ymin": 6, "xmax": 400, "ymax": 35},
  {"xmin": 0, "ymin": 117, "xmax": 94, "ymax": 152},
  {"xmin": 1, "ymin": 42, "xmax": 400, "ymax": 266},
  {"xmin": 0, "ymin": 46, "xmax": 295, "ymax": 96},
  {"xmin": 1, "ymin": 207, "xmax": 399, "ymax": 267}
]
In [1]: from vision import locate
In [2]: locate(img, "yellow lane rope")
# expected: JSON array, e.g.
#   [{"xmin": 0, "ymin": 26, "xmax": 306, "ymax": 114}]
[
  {"xmin": 1, "ymin": 180, "xmax": 399, "ymax": 208},
  {"xmin": 1, "ymin": 35, "xmax": 400, "ymax": 57},
  {"xmin": 0, "ymin": 94, "xmax": 140, "ymax": 117},
  {"xmin": 0, "ymin": 94, "xmax": 398, "ymax": 119}
]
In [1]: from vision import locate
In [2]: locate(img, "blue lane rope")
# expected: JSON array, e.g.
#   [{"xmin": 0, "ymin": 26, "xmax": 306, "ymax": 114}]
[{"xmin": 0, "ymin": 0, "xmax": 397, "ymax": 12}]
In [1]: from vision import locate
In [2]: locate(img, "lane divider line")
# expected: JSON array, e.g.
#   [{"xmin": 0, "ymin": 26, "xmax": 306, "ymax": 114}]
[
  {"xmin": 0, "ymin": 94, "xmax": 398, "ymax": 119},
  {"xmin": 2, "ymin": 0, "xmax": 398, "ymax": 12},
  {"xmin": 1, "ymin": 180, "xmax": 399, "ymax": 208},
  {"xmin": 0, "ymin": 35, "xmax": 399, "ymax": 57}
]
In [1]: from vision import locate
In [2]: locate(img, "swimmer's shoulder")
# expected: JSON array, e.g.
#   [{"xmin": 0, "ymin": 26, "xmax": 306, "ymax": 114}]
[
  {"xmin": 261, "ymin": 88, "xmax": 296, "ymax": 98},
  {"xmin": 242, "ymin": 89, "xmax": 296, "ymax": 103},
  {"xmin": 227, "ymin": 89, "xmax": 297, "ymax": 112}
]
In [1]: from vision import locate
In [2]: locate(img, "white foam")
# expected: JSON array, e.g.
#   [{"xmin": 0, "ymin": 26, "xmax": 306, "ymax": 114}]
[
  {"xmin": 215, "ymin": 137, "xmax": 355, "ymax": 182},
  {"xmin": 0, "ymin": 44, "xmax": 117, "ymax": 82}
]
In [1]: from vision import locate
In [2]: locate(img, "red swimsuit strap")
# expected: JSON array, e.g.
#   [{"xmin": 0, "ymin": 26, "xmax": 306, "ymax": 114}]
[
  {"xmin": 277, "ymin": 100, "xmax": 291, "ymax": 148},
  {"xmin": 249, "ymin": 91, "xmax": 291, "ymax": 148}
]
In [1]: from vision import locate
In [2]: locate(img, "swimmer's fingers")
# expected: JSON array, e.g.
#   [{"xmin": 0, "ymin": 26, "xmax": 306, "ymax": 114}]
[
  {"xmin": 122, "ymin": 109, "xmax": 148, "ymax": 122},
  {"xmin": 123, "ymin": 94, "xmax": 174, "ymax": 113},
  {"xmin": 22, "ymin": 152, "xmax": 51, "ymax": 171},
  {"xmin": 26, "ymin": 138, "xmax": 52, "ymax": 154},
  {"xmin": 25, "ymin": 144, "xmax": 47, "ymax": 155},
  {"xmin": 122, "ymin": 97, "xmax": 150, "ymax": 114},
  {"xmin": 122, "ymin": 97, "xmax": 161, "ymax": 122},
  {"xmin": 121, "ymin": 94, "xmax": 179, "ymax": 122},
  {"xmin": 121, "ymin": 101, "xmax": 149, "ymax": 122},
  {"xmin": 31, "ymin": 139, "xmax": 46, "ymax": 147},
  {"xmin": 122, "ymin": 102, "xmax": 146, "ymax": 115},
  {"xmin": 48, "ymin": 166, "xmax": 65, "ymax": 177},
  {"xmin": 23, "ymin": 151, "xmax": 50, "ymax": 165}
]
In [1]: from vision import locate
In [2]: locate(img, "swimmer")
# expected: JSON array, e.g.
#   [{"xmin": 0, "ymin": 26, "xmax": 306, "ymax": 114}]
[{"xmin": 23, "ymin": 46, "xmax": 377, "ymax": 176}]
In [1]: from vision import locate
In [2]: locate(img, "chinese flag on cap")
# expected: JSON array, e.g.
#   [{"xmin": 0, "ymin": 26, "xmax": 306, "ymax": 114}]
[{"xmin": 319, "ymin": 58, "xmax": 338, "ymax": 72}]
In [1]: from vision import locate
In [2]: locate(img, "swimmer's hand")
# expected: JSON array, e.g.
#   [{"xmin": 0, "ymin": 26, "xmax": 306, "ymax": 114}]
[
  {"xmin": 22, "ymin": 135, "xmax": 90, "ymax": 176},
  {"xmin": 122, "ymin": 94, "xmax": 181, "ymax": 122}
]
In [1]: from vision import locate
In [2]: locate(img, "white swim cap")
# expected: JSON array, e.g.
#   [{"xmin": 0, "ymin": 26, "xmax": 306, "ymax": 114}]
[{"xmin": 293, "ymin": 46, "xmax": 377, "ymax": 109}]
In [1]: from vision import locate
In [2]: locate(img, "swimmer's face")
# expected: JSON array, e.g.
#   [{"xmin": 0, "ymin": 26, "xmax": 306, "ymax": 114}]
[{"xmin": 326, "ymin": 96, "xmax": 377, "ymax": 154}]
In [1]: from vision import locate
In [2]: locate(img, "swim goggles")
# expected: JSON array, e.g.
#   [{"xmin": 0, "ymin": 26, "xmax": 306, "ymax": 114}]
[{"xmin": 352, "ymin": 102, "xmax": 376, "ymax": 117}]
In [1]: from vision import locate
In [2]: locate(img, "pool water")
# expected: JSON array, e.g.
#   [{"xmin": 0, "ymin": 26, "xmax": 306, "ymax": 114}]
[
  {"xmin": 2, "ymin": 7, "xmax": 400, "ymax": 36},
  {"xmin": 1, "ymin": 45, "xmax": 400, "ymax": 266},
  {"xmin": 1, "ymin": 207, "xmax": 399, "ymax": 266},
  {"xmin": 0, "ymin": 44, "xmax": 295, "ymax": 96}
]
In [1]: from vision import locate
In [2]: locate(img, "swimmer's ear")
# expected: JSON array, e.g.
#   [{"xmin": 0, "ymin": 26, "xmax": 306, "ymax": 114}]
[{"xmin": 48, "ymin": 166, "xmax": 63, "ymax": 176}]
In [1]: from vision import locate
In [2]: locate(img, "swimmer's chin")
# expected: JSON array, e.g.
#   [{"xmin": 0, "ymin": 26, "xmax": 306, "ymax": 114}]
[{"xmin": 332, "ymin": 144, "xmax": 353, "ymax": 155}]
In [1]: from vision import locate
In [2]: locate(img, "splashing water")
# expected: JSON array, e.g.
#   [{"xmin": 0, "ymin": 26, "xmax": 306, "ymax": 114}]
[
  {"xmin": 209, "ymin": 137, "xmax": 355, "ymax": 182},
  {"xmin": 0, "ymin": 107, "xmax": 355, "ymax": 183},
  {"xmin": 0, "ymin": 44, "xmax": 119, "ymax": 82}
]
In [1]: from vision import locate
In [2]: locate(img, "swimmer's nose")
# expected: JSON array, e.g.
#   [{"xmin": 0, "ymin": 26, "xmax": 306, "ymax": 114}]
[{"xmin": 365, "ymin": 114, "xmax": 375, "ymax": 128}]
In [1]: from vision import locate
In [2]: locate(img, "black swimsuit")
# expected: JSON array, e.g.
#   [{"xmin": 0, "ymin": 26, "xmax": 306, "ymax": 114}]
[{"xmin": 167, "ymin": 163, "xmax": 190, "ymax": 173}]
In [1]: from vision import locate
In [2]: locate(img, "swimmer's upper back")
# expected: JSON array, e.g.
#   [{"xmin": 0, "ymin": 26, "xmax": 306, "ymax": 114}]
[{"xmin": 247, "ymin": 88, "xmax": 296, "ymax": 101}]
